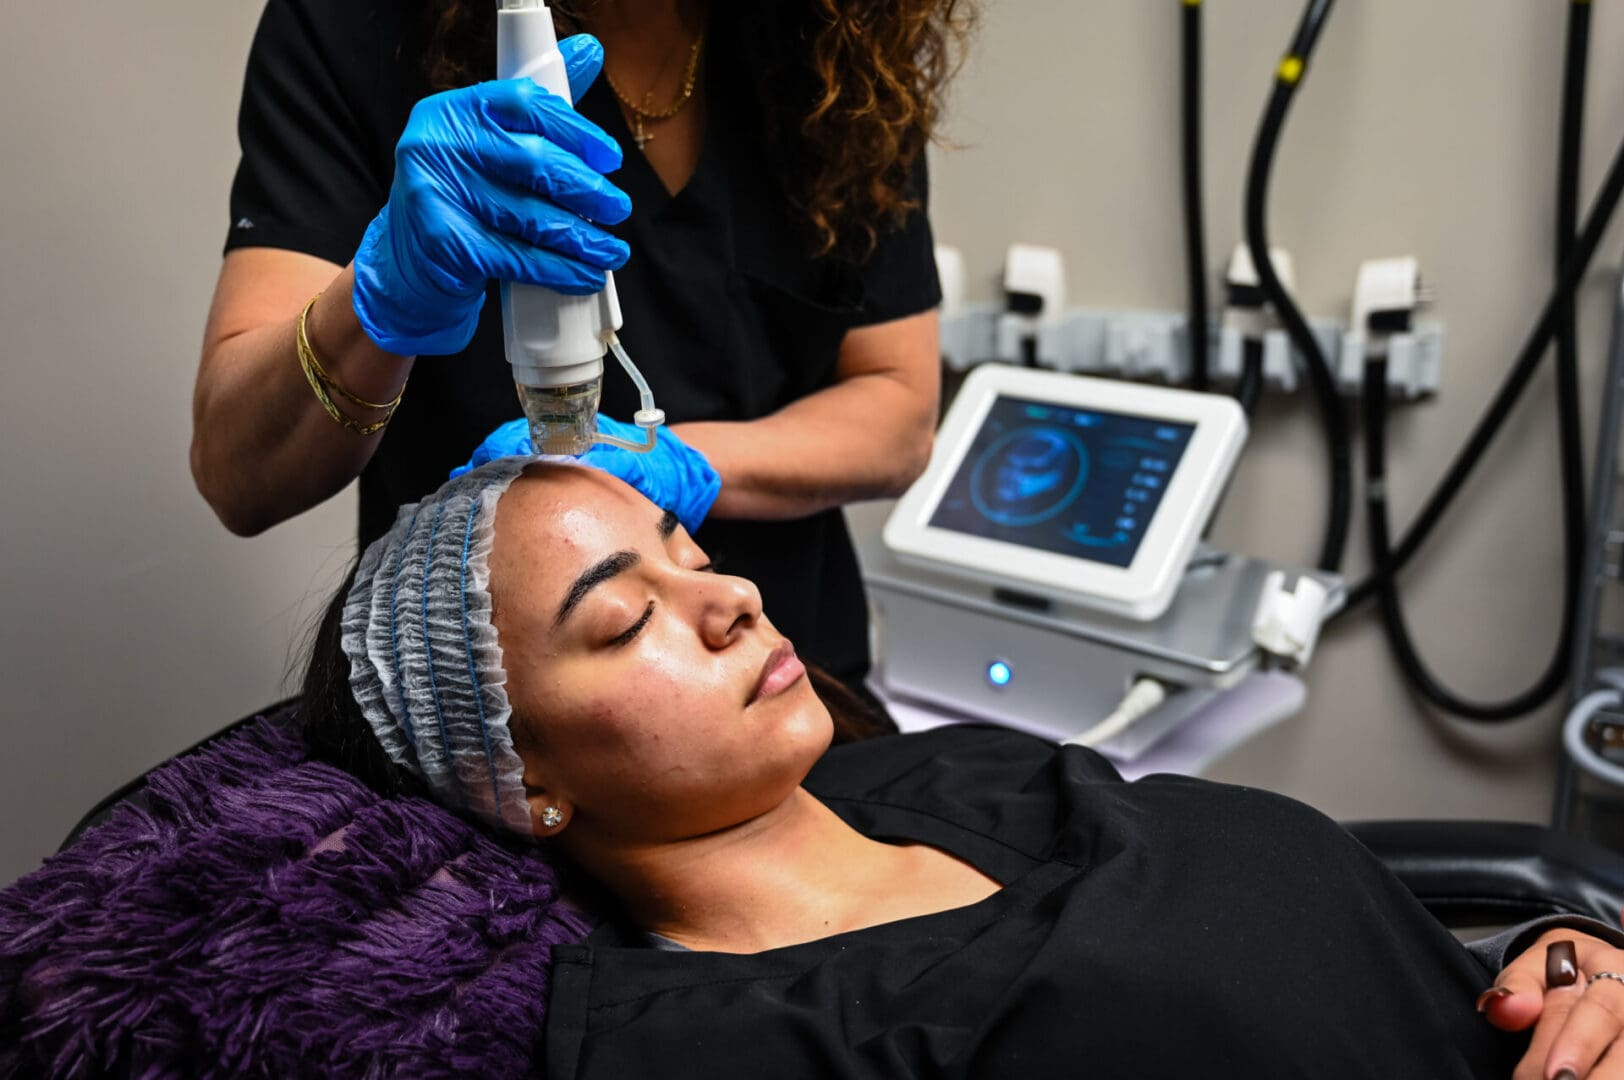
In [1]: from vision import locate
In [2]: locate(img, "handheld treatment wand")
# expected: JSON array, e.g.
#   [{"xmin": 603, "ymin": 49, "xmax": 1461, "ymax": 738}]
[{"xmin": 496, "ymin": 0, "xmax": 663, "ymax": 455}]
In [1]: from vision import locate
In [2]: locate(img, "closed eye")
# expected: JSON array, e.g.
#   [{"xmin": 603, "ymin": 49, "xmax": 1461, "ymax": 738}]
[
  {"xmin": 609, "ymin": 601, "xmax": 654, "ymax": 647},
  {"xmin": 608, "ymin": 562, "xmax": 715, "ymax": 646}
]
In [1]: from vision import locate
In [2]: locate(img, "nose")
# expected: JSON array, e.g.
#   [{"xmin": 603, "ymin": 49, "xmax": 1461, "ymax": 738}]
[{"xmin": 688, "ymin": 568, "xmax": 762, "ymax": 650}]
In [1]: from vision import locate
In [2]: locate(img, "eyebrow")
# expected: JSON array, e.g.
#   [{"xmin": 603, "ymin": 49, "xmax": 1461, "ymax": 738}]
[
  {"xmin": 555, "ymin": 551, "xmax": 639, "ymax": 628},
  {"xmin": 553, "ymin": 510, "xmax": 682, "ymax": 629}
]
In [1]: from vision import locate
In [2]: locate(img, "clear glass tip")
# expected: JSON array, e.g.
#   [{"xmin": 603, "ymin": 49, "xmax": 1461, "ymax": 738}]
[{"xmin": 517, "ymin": 377, "xmax": 602, "ymax": 457}]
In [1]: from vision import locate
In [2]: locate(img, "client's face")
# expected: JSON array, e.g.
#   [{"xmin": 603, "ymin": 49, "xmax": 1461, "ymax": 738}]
[{"xmin": 489, "ymin": 465, "xmax": 833, "ymax": 844}]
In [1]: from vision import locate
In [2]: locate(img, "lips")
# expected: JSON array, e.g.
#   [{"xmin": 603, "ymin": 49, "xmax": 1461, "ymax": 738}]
[{"xmin": 750, "ymin": 639, "xmax": 805, "ymax": 704}]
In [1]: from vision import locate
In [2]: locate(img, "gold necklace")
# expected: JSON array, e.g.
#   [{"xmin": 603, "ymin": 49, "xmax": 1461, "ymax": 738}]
[{"xmin": 604, "ymin": 33, "xmax": 705, "ymax": 150}]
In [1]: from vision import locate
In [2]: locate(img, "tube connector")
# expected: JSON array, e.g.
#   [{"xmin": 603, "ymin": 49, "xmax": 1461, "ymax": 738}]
[
  {"xmin": 1349, "ymin": 256, "xmax": 1425, "ymax": 357},
  {"xmin": 1250, "ymin": 570, "xmax": 1330, "ymax": 669},
  {"xmin": 585, "ymin": 334, "xmax": 662, "ymax": 453},
  {"xmin": 1223, "ymin": 242, "xmax": 1294, "ymax": 341},
  {"xmin": 1064, "ymin": 678, "xmax": 1170, "ymax": 749}
]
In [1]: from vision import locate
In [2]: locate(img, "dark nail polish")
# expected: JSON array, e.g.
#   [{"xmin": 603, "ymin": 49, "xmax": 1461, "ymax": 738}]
[
  {"xmin": 1474, "ymin": 986, "xmax": 1513, "ymax": 1013},
  {"xmin": 1555, "ymin": 1069, "xmax": 1578, "ymax": 1080},
  {"xmin": 1548, "ymin": 940, "xmax": 1580, "ymax": 987}
]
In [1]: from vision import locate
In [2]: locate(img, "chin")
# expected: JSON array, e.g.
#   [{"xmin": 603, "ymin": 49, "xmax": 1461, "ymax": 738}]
[{"xmin": 784, "ymin": 681, "xmax": 835, "ymax": 752}]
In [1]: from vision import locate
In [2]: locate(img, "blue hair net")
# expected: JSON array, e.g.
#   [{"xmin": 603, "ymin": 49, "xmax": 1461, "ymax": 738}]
[{"xmin": 340, "ymin": 458, "xmax": 535, "ymax": 835}]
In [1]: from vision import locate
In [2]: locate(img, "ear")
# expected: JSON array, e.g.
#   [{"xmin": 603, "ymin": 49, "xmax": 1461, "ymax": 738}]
[
  {"xmin": 510, "ymin": 709, "xmax": 571, "ymax": 836},
  {"xmin": 525, "ymin": 782, "xmax": 573, "ymax": 837}
]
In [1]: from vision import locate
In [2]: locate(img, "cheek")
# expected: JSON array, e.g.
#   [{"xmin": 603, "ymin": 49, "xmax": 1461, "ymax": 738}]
[
  {"xmin": 533, "ymin": 636, "xmax": 740, "ymax": 768},
  {"xmin": 582, "ymin": 635, "xmax": 742, "ymax": 747}
]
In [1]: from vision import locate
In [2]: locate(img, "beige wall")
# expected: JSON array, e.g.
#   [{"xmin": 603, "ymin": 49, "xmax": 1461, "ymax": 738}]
[
  {"xmin": 0, "ymin": 6, "xmax": 353, "ymax": 886},
  {"xmin": 2, "ymin": 1, "xmax": 1622, "ymax": 886}
]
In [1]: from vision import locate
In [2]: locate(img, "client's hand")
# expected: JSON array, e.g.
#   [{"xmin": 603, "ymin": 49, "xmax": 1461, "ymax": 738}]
[
  {"xmin": 452, "ymin": 415, "xmax": 721, "ymax": 533},
  {"xmin": 1482, "ymin": 928, "xmax": 1624, "ymax": 1079}
]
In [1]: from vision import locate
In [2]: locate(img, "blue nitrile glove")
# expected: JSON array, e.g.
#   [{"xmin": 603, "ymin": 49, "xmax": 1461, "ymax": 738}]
[
  {"xmin": 453, "ymin": 417, "xmax": 534, "ymax": 476},
  {"xmin": 452, "ymin": 415, "xmax": 722, "ymax": 534},
  {"xmin": 352, "ymin": 35, "xmax": 631, "ymax": 357}
]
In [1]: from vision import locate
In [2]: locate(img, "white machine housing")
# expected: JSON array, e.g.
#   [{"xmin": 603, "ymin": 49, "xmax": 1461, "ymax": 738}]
[
  {"xmin": 884, "ymin": 364, "xmax": 1248, "ymax": 621},
  {"xmin": 862, "ymin": 535, "xmax": 1337, "ymax": 756}
]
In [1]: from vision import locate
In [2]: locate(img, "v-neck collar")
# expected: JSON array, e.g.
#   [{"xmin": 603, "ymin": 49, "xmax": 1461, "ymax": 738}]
[{"xmin": 579, "ymin": 45, "xmax": 717, "ymax": 212}]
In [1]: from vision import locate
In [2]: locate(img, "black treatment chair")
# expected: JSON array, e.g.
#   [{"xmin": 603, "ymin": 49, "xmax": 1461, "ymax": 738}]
[
  {"xmin": 56, "ymin": 697, "xmax": 300, "ymax": 851},
  {"xmin": 56, "ymin": 699, "xmax": 1624, "ymax": 932}
]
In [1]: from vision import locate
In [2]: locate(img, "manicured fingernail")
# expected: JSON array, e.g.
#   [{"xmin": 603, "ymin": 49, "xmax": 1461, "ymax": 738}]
[
  {"xmin": 1474, "ymin": 986, "xmax": 1513, "ymax": 1013},
  {"xmin": 1548, "ymin": 940, "xmax": 1580, "ymax": 987},
  {"xmin": 1555, "ymin": 1069, "xmax": 1578, "ymax": 1080}
]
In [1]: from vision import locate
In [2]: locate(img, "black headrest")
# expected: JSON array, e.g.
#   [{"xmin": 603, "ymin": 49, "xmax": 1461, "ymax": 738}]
[{"xmin": 1345, "ymin": 819, "xmax": 1624, "ymax": 929}]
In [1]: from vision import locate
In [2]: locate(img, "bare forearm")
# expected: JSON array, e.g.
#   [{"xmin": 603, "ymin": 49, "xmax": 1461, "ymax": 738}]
[
  {"xmin": 191, "ymin": 266, "xmax": 412, "ymax": 535},
  {"xmin": 672, "ymin": 371, "xmax": 935, "ymax": 521}
]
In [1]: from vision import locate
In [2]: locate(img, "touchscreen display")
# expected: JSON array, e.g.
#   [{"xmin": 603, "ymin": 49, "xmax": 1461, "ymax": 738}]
[{"xmin": 927, "ymin": 395, "xmax": 1196, "ymax": 569}]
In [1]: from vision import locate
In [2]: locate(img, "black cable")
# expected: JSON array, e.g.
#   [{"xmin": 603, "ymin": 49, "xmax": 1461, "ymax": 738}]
[
  {"xmin": 1181, "ymin": 0, "xmax": 1210, "ymax": 391},
  {"xmin": 1364, "ymin": 356, "xmax": 1575, "ymax": 719},
  {"xmin": 1243, "ymin": 0, "xmax": 1351, "ymax": 572},
  {"xmin": 1552, "ymin": 0, "xmax": 1590, "ymax": 660},
  {"xmin": 1552, "ymin": 0, "xmax": 1591, "ymax": 812},
  {"xmin": 1553, "ymin": 0, "xmax": 1590, "ymax": 633},
  {"xmin": 1357, "ymin": 1, "xmax": 1594, "ymax": 723},
  {"xmin": 1019, "ymin": 335, "xmax": 1038, "ymax": 368},
  {"xmin": 1235, "ymin": 337, "xmax": 1265, "ymax": 417},
  {"xmin": 1338, "ymin": 109, "xmax": 1624, "ymax": 618}
]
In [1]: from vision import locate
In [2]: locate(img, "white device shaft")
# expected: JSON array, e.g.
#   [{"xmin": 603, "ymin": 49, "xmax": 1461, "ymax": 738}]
[{"xmin": 496, "ymin": 0, "xmax": 621, "ymax": 388}]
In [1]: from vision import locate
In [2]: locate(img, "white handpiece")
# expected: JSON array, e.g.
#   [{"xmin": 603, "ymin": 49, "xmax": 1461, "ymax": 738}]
[{"xmin": 495, "ymin": 0, "xmax": 658, "ymax": 454}]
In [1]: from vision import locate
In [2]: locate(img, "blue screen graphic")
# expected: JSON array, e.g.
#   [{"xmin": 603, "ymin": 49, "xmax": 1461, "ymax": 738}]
[{"xmin": 928, "ymin": 395, "xmax": 1196, "ymax": 569}]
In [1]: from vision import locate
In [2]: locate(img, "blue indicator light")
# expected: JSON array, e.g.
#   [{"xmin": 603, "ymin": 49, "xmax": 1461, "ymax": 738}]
[{"xmin": 987, "ymin": 661, "xmax": 1013, "ymax": 687}]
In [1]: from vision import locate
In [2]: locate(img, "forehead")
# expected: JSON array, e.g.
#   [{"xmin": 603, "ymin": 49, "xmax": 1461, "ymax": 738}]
[{"xmin": 490, "ymin": 464, "xmax": 655, "ymax": 585}]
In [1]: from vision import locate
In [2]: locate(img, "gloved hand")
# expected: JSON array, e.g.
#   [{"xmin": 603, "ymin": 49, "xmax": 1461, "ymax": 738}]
[
  {"xmin": 452, "ymin": 415, "xmax": 722, "ymax": 533},
  {"xmin": 352, "ymin": 35, "xmax": 631, "ymax": 358}
]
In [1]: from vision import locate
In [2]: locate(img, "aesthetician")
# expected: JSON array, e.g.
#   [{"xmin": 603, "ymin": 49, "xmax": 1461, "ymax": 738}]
[{"xmin": 190, "ymin": 0, "xmax": 969, "ymax": 689}]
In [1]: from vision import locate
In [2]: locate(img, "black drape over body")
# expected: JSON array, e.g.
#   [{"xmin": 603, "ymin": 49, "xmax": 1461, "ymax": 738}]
[
  {"xmin": 549, "ymin": 725, "xmax": 1532, "ymax": 1078},
  {"xmin": 225, "ymin": 1, "xmax": 941, "ymax": 685}
]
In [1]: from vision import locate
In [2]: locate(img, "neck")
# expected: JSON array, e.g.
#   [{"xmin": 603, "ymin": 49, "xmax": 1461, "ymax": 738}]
[
  {"xmin": 587, "ymin": 0, "xmax": 705, "ymax": 39},
  {"xmin": 564, "ymin": 788, "xmax": 917, "ymax": 954}
]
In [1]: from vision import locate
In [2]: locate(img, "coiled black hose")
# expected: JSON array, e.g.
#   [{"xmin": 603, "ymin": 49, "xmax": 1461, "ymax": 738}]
[
  {"xmin": 1235, "ymin": 338, "xmax": 1265, "ymax": 417},
  {"xmin": 1181, "ymin": 0, "xmax": 1210, "ymax": 391},
  {"xmin": 1353, "ymin": 1, "xmax": 1596, "ymax": 722},
  {"xmin": 1364, "ymin": 355, "xmax": 1571, "ymax": 720},
  {"xmin": 1550, "ymin": 0, "xmax": 1594, "ymax": 824},
  {"xmin": 1340, "ymin": 81, "xmax": 1622, "ymax": 623},
  {"xmin": 1243, "ymin": 0, "xmax": 1351, "ymax": 572}
]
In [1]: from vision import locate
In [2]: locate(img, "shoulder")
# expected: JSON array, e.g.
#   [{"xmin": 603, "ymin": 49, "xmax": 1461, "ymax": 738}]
[
  {"xmin": 807, "ymin": 725, "xmax": 1361, "ymax": 867},
  {"xmin": 230, "ymin": 0, "xmax": 423, "ymax": 259},
  {"xmin": 252, "ymin": 0, "xmax": 413, "ymax": 45},
  {"xmin": 805, "ymin": 725, "xmax": 1121, "ymax": 865},
  {"xmin": 245, "ymin": 0, "xmax": 420, "ymax": 104}
]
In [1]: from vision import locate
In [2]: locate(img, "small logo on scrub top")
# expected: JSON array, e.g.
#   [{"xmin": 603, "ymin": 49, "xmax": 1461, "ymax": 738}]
[{"xmin": 234, "ymin": 217, "xmax": 256, "ymax": 230}]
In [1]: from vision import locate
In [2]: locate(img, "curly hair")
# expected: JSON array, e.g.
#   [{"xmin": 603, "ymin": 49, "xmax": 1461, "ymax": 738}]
[{"xmin": 419, "ymin": 0, "xmax": 974, "ymax": 258}]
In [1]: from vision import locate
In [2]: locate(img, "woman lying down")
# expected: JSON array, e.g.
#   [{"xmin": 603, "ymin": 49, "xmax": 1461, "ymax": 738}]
[{"xmin": 308, "ymin": 457, "xmax": 1624, "ymax": 1079}]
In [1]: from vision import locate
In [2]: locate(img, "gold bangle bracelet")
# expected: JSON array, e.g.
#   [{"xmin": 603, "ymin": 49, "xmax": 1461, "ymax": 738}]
[
  {"xmin": 296, "ymin": 294, "xmax": 403, "ymax": 435},
  {"xmin": 299, "ymin": 345, "xmax": 391, "ymax": 436}
]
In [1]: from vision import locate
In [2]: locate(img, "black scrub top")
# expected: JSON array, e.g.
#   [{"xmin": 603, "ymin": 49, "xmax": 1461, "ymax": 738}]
[
  {"xmin": 546, "ymin": 725, "xmax": 1526, "ymax": 1078},
  {"xmin": 224, "ymin": 1, "xmax": 941, "ymax": 685}
]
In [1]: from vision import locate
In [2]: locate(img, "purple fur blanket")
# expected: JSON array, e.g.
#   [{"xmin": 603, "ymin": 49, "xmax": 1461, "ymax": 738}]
[{"xmin": 0, "ymin": 715, "xmax": 593, "ymax": 1078}]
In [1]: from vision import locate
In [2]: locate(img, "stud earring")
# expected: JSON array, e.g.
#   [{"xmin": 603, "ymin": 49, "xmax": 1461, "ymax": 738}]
[{"xmin": 541, "ymin": 806, "xmax": 565, "ymax": 828}]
